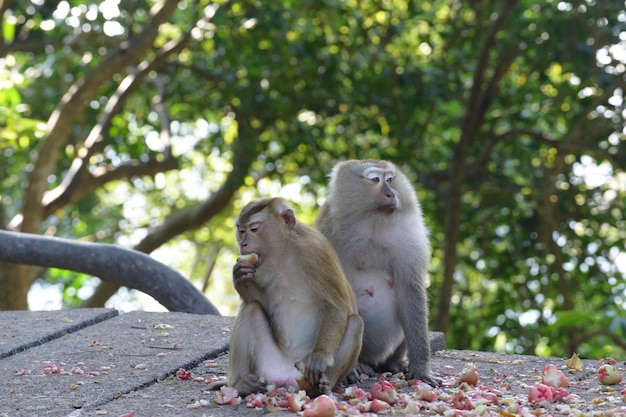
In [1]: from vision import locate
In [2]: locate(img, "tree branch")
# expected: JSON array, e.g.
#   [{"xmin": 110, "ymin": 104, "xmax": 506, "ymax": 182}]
[
  {"xmin": 574, "ymin": 328, "xmax": 626, "ymax": 352},
  {"xmin": 39, "ymin": 30, "xmax": 193, "ymax": 220},
  {"xmin": 0, "ymin": 230, "xmax": 220, "ymax": 314},
  {"xmin": 20, "ymin": 0, "xmax": 182, "ymax": 234},
  {"xmin": 83, "ymin": 115, "xmax": 261, "ymax": 307}
]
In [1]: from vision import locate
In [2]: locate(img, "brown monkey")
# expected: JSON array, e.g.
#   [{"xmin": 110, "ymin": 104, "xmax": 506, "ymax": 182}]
[
  {"xmin": 315, "ymin": 159, "xmax": 439, "ymax": 386},
  {"xmin": 228, "ymin": 197, "xmax": 363, "ymax": 396}
]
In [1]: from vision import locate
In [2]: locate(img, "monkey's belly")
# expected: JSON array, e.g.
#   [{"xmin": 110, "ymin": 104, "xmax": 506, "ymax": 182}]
[
  {"xmin": 273, "ymin": 301, "xmax": 319, "ymax": 360},
  {"xmin": 353, "ymin": 274, "xmax": 404, "ymax": 364}
]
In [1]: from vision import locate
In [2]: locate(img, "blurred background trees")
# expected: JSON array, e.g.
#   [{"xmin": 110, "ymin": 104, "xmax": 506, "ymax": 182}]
[{"xmin": 1, "ymin": 0, "xmax": 625, "ymax": 359}]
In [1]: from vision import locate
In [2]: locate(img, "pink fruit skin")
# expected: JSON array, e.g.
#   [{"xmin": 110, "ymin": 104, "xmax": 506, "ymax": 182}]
[
  {"xmin": 369, "ymin": 399, "xmax": 391, "ymax": 412},
  {"xmin": 528, "ymin": 383, "xmax": 554, "ymax": 404},
  {"xmin": 459, "ymin": 363, "xmax": 479, "ymax": 385},
  {"xmin": 542, "ymin": 364, "xmax": 569, "ymax": 388},
  {"xmin": 371, "ymin": 379, "xmax": 398, "ymax": 404},
  {"xmin": 598, "ymin": 364, "xmax": 623, "ymax": 385},
  {"xmin": 302, "ymin": 394, "xmax": 336, "ymax": 417},
  {"xmin": 287, "ymin": 391, "xmax": 308, "ymax": 412}
]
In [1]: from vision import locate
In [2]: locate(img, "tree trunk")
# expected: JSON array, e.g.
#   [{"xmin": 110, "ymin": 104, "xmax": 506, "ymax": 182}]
[{"xmin": 0, "ymin": 264, "xmax": 31, "ymax": 310}]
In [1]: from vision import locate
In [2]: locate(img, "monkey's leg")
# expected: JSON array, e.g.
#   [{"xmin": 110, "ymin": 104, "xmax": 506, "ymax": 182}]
[
  {"xmin": 376, "ymin": 340, "xmax": 408, "ymax": 374},
  {"xmin": 232, "ymin": 301, "xmax": 300, "ymax": 394},
  {"xmin": 323, "ymin": 314, "xmax": 364, "ymax": 392},
  {"xmin": 228, "ymin": 303, "xmax": 267, "ymax": 396}
]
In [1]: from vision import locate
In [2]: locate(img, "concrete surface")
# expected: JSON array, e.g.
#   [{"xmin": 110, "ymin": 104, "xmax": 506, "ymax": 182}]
[{"xmin": 0, "ymin": 309, "xmax": 624, "ymax": 417}]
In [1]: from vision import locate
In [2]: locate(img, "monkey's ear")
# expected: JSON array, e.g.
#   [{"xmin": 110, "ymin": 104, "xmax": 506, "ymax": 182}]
[{"xmin": 281, "ymin": 209, "xmax": 297, "ymax": 230}]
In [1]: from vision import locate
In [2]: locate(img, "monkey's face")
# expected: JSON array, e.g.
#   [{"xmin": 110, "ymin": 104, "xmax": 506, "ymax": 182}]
[
  {"xmin": 236, "ymin": 217, "xmax": 266, "ymax": 268},
  {"xmin": 361, "ymin": 165, "xmax": 398, "ymax": 213}
]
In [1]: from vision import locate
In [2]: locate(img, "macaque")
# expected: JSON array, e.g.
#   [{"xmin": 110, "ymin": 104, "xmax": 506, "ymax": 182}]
[
  {"xmin": 228, "ymin": 197, "xmax": 364, "ymax": 396},
  {"xmin": 315, "ymin": 159, "xmax": 438, "ymax": 386}
]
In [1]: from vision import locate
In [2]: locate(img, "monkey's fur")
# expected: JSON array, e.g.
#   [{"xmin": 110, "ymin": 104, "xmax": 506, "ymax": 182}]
[
  {"xmin": 316, "ymin": 159, "xmax": 438, "ymax": 386},
  {"xmin": 228, "ymin": 197, "xmax": 363, "ymax": 396}
]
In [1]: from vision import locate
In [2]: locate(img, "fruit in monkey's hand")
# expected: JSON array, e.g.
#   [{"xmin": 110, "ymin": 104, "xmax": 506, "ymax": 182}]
[
  {"xmin": 239, "ymin": 253, "xmax": 259, "ymax": 266},
  {"xmin": 295, "ymin": 361, "xmax": 315, "ymax": 391}
]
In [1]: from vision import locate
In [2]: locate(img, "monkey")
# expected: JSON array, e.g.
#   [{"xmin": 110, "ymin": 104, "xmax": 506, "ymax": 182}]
[
  {"xmin": 315, "ymin": 159, "xmax": 439, "ymax": 386},
  {"xmin": 227, "ymin": 197, "xmax": 364, "ymax": 397}
]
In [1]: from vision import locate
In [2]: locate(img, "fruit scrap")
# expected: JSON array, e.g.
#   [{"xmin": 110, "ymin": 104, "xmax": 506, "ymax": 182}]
[
  {"xmin": 342, "ymin": 386, "xmax": 369, "ymax": 400},
  {"xmin": 541, "ymin": 364, "xmax": 569, "ymax": 388},
  {"xmin": 458, "ymin": 362, "xmax": 479, "ymax": 386},
  {"xmin": 15, "ymin": 369, "xmax": 31, "ymax": 376},
  {"xmin": 598, "ymin": 364, "xmax": 623, "ymax": 385},
  {"xmin": 370, "ymin": 378, "xmax": 399, "ymax": 404},
  {"xmin": 287, "ymin": 390, "xmax": 309, "ymax": 412},
  {"xmin": 451, "ymin": 390, "xmax": 474, "ymax": 410},
  {"xmin": 176, "ymin": 368, "xmax": 193, "ymax": 380},
  {"xmin": 214, "ymin": 385, "xmax": 242, "ymax": 405},
  {"xmin": 302, "ymin": 394, "xmax": 336, "ymax": 417},
  {"xmin": 369, "ymin": 398, "xmax": 391, "ymax": 412},
  {"xmin": 528, "ymin": 383, "xmax": 553, "ymax": 405},
  {"xmin": 528, "ymin": 382, "xmax": 570, "ymax": 405},
  {"xmin": 414, "ymin": 382, "xmax": 436, "ymax": 401}
]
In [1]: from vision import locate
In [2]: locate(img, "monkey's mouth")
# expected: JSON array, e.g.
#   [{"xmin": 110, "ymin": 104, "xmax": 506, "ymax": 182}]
[{"xmin": 377, "ymin": 204, "xmax": 397, "ymax": 213}]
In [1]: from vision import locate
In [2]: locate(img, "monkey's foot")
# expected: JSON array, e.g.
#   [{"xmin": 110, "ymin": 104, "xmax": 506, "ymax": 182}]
[
  {"xmin": 233, "ymin": 374, "xmax": 267, "ymax": 396},
  {"xmin": 407, "ymin": 370, "xmax": 441, "ymax": 387},
  {"xmin": 354, "ymin": 361, "xmax": 377, "ymax": 377},
  {"xmin": 344, "ymin": 366, "xmax": 366, "ymax": 384},
  {"xmin": 377, "ymin": 359, "xmax": 408, "ymax": 375}
]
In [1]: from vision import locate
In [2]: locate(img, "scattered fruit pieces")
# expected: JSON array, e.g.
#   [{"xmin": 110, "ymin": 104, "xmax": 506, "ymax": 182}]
[
  {"xmin": 528, "ymin": 383, "xmax": 554, "ymax": 404},
  {"xmin": 176, "ymin": 368, "xmax": 193, "ymax": 380},
  {"xmin": 541, "ymin": 364, "xmax": 569, "ymax": 388},
  {"xmin": 302, "ymin": 394, "xmax": 336, "ymax": 417},
  {"xmin": 370, "ymin": 378, "xmax": 398, "ymax": 404},
  {"xmin": 287, "ymin": 390, "xmax": 308, "ymax": 412},
  {"xmin": 458, "ymin": 362, "xmax": 479, "ymax": 386},
  {"xmin": 214, "ymin": 386, "xmax": 242, "ymax": 405},
  {"xmin": 598, "ymin": 364, "xmax": 623, "ymax": 385}
]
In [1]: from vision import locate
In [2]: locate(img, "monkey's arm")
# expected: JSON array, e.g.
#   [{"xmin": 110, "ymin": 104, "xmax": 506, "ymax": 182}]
[{"xmin": 395, "ymin": 262, "xmax": 439, "ymax": 386}]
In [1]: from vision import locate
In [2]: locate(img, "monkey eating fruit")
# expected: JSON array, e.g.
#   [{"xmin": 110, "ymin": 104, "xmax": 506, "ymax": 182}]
[
  {"xmin": 227, "ymin": 197, "xmax": 364, "ymax": 397},
  {"xmin": 238, "ymin": 252, "xmax": 258, "ymax": 265},
  {"xmin": 316, "ymin": 159, "xmax": 439, "ymax": 386}
]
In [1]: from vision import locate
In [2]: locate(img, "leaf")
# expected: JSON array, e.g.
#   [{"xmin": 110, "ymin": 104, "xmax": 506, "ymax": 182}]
[{"xmin": 565, "ymin": 352, "xmax": 583, "ymax": 371}]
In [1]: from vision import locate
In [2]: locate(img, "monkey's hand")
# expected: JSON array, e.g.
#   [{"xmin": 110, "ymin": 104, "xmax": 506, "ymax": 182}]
[
  {"xmin": 296, "ymin": 353, "xmax": 329, "ymax": 391},
  {"xmin": 233, "ymin": 258, "xmax": 263, "ymax": 302}
]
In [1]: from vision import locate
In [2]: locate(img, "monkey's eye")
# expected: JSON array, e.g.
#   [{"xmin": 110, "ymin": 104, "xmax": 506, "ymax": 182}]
[
  {"xmin": 386, "ymin": 175, "xmax": 394, "ymax": 184},
  {"xmin": 366, "ymin": 173, "xmax": 381, "ymax": 183},
  {"xmin": 249, "ymin": 223, "xmax": 260, "ymax": 233}
]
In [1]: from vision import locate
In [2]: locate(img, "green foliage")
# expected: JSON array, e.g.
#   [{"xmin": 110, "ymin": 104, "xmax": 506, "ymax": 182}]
[{"xmin": 2, "ymin": 0, "xmax": 625, "ymax": 358}]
